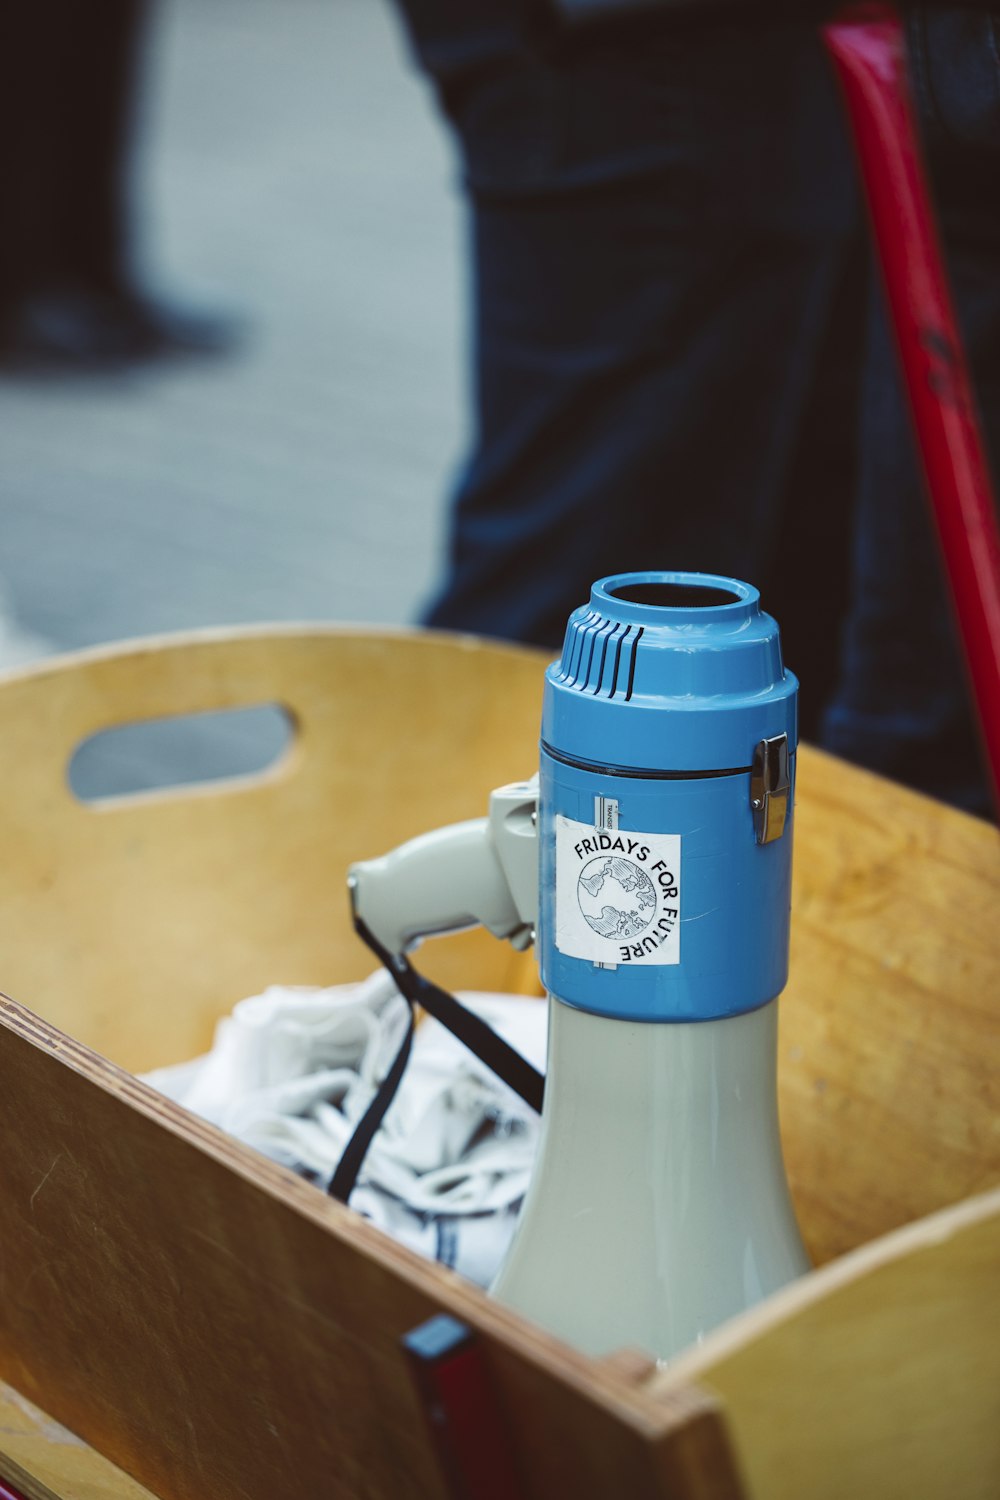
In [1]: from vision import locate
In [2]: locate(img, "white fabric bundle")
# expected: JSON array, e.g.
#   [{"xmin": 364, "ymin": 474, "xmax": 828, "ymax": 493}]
[{"xmin": 143, "ymin": 974, "xmax": 547, "ymax": 1287}]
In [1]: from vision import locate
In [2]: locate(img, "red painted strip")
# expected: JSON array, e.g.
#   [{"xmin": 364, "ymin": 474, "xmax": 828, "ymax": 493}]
[
  {"xmin": 429, "ymin": 1340, "xmax": 524, "ymax": 1500},
  {"xmin": 824, "ymin": 3, "xmax": 1000, "ymax": 809},
  {"xmin": 404, "ymin": 1317, "xmax": 527, "ymax": 1500}
]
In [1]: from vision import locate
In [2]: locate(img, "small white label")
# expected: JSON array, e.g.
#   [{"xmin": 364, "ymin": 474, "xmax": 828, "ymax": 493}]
[
  {"xmin": 592, "ymin": 797, "xmax": 620, "ymax": 969},
  {"xmin": 595, "ymin": 794, "xmax": 619, "ymax": 833},
  {"xmin": 555, "ymin": 816, "xmax": 682, "ymax": 966}
]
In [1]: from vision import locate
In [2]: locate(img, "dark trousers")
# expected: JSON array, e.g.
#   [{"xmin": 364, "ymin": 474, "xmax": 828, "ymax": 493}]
[
  {"xmin": 0, "ymin": 0, "xmax": 146, "ymax": 305},
  {"xmin": 400, "ymin": 3, "xmax": 998, "ymax": 812}
]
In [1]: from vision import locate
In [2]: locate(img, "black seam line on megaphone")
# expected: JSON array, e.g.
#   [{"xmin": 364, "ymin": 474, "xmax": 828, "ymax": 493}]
[
  {"xmin": 623, "ymin": 626, "xmax": 643, "ymax": 701},
  {"xmin": 540, "ymin": 741, "xmax": 753, "ymax": 780},
  {"xmin": 328, "ymin": 911, "xmax": 546, "ymax": 1206},
  {"xmin": 608, "ymin": 624, "xmax": 628, "ymax": 697}
]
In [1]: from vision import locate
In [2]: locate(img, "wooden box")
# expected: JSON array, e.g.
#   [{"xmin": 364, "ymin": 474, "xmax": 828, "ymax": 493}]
[{"xmin": 0, "ymin": 628, "xmax": 997, "ymax": 1500}]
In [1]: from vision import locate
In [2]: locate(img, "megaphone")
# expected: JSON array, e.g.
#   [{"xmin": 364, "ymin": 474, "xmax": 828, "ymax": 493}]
[{"xmin": 350, "ymin": 571, "xmax": 809, "ymax": 1359}]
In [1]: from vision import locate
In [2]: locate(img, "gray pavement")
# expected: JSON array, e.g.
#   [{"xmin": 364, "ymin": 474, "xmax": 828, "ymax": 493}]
[{"xmin": 0, "ymin": 0, "xmax": 465, "ymax": 659}]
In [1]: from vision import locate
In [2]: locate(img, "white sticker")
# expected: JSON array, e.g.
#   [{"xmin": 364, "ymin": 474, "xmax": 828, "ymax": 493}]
[{"xmin": 555, "ymin": 816, "xmax": 681, "ymax": 967}]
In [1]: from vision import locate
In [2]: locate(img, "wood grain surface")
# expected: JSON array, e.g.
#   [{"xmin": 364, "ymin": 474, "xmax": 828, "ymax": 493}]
[
  {"xmin": 779, "ymin": 746, "xmax": 1000, "ymax": 1266},
  {"xmin": 0, "ymin": 627, "xmax": 547, "ymax": 1075}
]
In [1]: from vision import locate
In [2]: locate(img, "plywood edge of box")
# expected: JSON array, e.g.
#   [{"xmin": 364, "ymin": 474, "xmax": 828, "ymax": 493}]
[
  {"xmin": 0, "ymin": 1382, "xmax": 156, "ymax": 1500},
  {"xmin": 649, "ymin": 1185, "xmax": 1000, "ymax": 1500}
]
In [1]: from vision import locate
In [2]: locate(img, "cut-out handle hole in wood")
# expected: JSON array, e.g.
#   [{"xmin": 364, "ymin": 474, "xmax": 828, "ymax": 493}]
[{"xmin": 68, "ymin": 704, "xmax": 295, "ymax": 802}]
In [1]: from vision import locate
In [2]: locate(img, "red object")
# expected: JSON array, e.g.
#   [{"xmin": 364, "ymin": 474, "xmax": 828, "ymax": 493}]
[
  {"xmin": 0, "ymin": 1478, "xmax": 29, "ymax": 1500},
  {"xmin": 403, "ymin": 1315, "xmax": 526, "ymax": 1500},
  {"xmin": 823, "ymin": 3, "xmax": 1000, "ymax": 809}
]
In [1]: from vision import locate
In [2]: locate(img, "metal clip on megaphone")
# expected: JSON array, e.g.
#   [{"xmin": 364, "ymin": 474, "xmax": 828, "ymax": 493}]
[{"xmin": 349, "ymin": 571, "xmax": 810, "ymax": 1361}]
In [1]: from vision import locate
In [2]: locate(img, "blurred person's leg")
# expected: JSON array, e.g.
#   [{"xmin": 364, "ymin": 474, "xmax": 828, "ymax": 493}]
[
  {"xmin": 0, "ymin": 1, "xmax": 136, "ymax": 346},
  {"xmin": 0, "ymin": 5, "xmax": 53, "ymax": 309},
  {"xmin": 0, "ymin": 0, "xmax": 238, "ymax": 368},
  {"xmin": 821, "ymin": 5, "xmax": 999, "ymax": 815},
  {"xmin": 404, "ymin": 9, "xmax": 862, "ymax": 739},
  {"xmin": 49, "ymin": 0, "xmax": 147, "ymax": 298}
]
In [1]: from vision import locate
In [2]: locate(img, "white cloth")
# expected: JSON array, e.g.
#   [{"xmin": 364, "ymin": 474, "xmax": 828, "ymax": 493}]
[{"xmin": 143, "ymin": 974, "xmax": 547, "ymax": 1287}]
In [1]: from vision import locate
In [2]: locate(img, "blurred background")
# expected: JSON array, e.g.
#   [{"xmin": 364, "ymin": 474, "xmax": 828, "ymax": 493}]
[
  {"xmin": 1, "ymin": 1, "xmax": 994, "ymax": 813},
  {"xmin": 0, "ymin": 0, "xmax": 462, "ymax": 663},
  {"xmin": 0, "ymin": 0, "xmax": 469, "ymax": 794}
]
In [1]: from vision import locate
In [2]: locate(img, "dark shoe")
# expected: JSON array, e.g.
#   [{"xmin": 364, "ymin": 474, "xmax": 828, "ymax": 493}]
[
  {"xmin": 0, "ymin": 285, "xmax": 245, "ymax": 370},
  {"xmin": 100, "ymin": 287, "xmax": 246, "ymax": 358}
]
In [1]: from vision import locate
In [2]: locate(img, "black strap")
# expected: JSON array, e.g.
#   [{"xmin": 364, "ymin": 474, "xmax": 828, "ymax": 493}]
[
  {"xmin": 327, "ymin": 915, "xmax": 545, "ymax": 1204},
  {"xmin": 327, "ymin": 994, "xmax": 416, "ymax": 1204}
]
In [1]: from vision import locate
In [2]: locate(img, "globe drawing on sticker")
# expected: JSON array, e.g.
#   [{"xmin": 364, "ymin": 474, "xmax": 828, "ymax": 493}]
[{"xmin": 577, "ymin": 856, "xmax": 657, "ymax": 939}]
